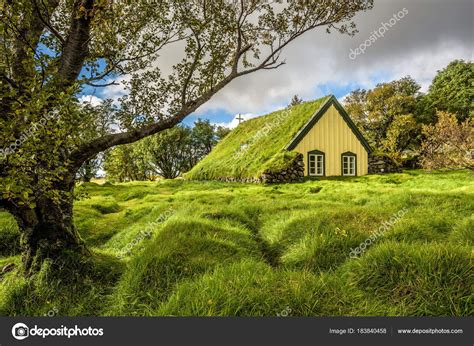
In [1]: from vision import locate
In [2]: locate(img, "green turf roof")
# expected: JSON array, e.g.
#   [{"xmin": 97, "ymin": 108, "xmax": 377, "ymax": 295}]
[{"xmin": 186, "ymin": 96, "xmax": 331, "ymax": 180}]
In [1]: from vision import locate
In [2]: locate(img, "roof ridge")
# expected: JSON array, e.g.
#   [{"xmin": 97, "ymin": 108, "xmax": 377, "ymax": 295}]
[{"xmin": 236, "ymin": 95, "xmax": 331, "ymax": 127}]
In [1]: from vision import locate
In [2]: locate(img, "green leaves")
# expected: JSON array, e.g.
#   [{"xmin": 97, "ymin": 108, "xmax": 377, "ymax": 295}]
[
  {"xmin": 344, "ymin": 76, "xmax": 422, "ymax": 162},
  {"xmin": 426, "ymin": 60, "xmax": 474, "ymax": 122}
]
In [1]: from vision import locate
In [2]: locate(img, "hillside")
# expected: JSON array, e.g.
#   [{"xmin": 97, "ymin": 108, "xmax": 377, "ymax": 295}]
[
  {"xmin": 0, "ymin": 170, "xmax": 473, "ymax": 316},
  {"xmin": 186, "ymin": 96, "xmax": 330, "ymax": 180}
]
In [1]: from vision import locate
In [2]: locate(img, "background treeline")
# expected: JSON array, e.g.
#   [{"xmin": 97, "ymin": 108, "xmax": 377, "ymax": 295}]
[
  {"xmin": 343, "ymin": 59, "xmax": 473, "ymax": 169},
  {"xmin": 88, "ymin": 59, "xmax": 472, "ymax": 182},
  {"xmin": 94, "ymin": 120, "xmax": 230, "ymax": 182}
]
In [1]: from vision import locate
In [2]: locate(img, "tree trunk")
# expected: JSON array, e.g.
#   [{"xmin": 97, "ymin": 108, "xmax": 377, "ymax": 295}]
[{"xmin": 7, "ymin": 192, "xmax": 88, "ymax": 275}]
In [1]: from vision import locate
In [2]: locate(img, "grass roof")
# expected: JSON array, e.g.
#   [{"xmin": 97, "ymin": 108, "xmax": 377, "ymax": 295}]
[{"xmin": 186, "ymin": 96, "xmax": 330, "ymax": 180}]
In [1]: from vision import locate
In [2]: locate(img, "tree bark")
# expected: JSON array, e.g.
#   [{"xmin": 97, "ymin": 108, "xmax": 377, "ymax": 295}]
[
  {"xmin": 54, "ymin": 0, "xmax": 94, "ymax": 88},
  {"xmin": 6, "ymin": 188, "xmax": 88, "ymax": 274}
]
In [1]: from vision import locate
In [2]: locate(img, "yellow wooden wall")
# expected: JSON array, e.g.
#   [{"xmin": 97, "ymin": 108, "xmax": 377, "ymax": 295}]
[{"xmin": 293, "ymin": 104, "xmax": 368, "ymax": 176}]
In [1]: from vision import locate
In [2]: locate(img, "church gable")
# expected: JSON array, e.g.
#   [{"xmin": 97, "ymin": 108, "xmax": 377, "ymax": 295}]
[
  {"xmin": 286, "ymin": 95, "xmax": 372, "ymax": 153},
  {"xmin": 286, "ymin": 96, "xmax": 371, "ymax": 177}
]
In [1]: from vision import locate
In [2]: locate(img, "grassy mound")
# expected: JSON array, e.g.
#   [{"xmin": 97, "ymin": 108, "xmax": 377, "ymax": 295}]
[
  {"xmin": 88, "ymin": 196, "xmax": 121, "ymax": 214},
  {"xmin": 108, "ymin": 218, "xmax": 260, "ymax": 315},
  {"xmin": 186, "ymin": 97, "xmax": 329, "ymax": 180},
  {"xmin": 158, "ymin": 259, "xmax": 387, "ymax": 316},
  {"xmin": 347, "ymin": 241, "xmax": 473, "ymax": 315}
]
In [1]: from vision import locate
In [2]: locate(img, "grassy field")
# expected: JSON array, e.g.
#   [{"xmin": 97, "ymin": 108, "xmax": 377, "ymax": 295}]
[{"xmin": 0, "ymin": 170, "xmax": 472, "ymax": 316}]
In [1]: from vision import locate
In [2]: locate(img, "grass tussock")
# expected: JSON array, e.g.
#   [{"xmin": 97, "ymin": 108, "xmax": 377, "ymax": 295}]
[{"xmin": 346, "ymin": 242, "xmax": 473, "ymax": 316}]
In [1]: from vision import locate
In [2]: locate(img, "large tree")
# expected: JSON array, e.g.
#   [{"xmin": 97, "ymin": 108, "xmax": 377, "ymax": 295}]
[
  {"xmin": 0, "ymin": 0, "xmax": 373, "ymax": 273},
  {"xmin": 424, "ymin": 60, "xmax": 474, "ymax": 122},
  {"xmin": 344, "ymin": 76, "xmax": 422, "ymax": 160}
]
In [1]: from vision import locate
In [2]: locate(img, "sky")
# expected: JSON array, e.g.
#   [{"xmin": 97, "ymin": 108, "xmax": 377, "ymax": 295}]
[{"xmin": 81, "ymin": 0, "xmax": 473, "ymax": 129}]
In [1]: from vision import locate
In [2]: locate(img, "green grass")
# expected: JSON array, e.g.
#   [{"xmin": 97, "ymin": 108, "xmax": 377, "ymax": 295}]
[
  {"xmin": 0, "ymin": 170, "xmax": 472, "ymax": 316},
  {"xmin": 186, "ymin": 97, "xmax": 329, "ymax": 180}
]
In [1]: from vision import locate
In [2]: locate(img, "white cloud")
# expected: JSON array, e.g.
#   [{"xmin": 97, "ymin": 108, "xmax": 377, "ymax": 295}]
[
  {"xmin": 212, "ymin": 113, "xmax": 259, "ymax": 129},
  {"xmin": 96, "ymin": 0, "xmax": 472, "ymax": 118},
  {"xmin": 194, "ymin": 0, "xmax": 472, "ymax": 115},
  {"xmin": 79, "ymin": 95, "xmax": 103, "ymax": 107},
  {"xmin": 100, "ymin": 75, "xmax": 130, "ymax": 104}
]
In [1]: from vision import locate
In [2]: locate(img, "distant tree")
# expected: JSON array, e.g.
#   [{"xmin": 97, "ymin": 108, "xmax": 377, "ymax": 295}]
[
  {"xmin": 425, "ymin": 60, "xmax": 474, "ymax": 122},
  {"xmin": 145, "ymin": 126, "xmax": 193, "ymax": 179},
  {"xmin": 77, "ymin": 156, "xmax": 102, "ymax": 183},
  {"xmin": 420, "ymin": 112, "xmax": 473, "ymax": 170},
  {"xmin": 103, "ymin": 144, "xmax": 153, "ymax": 182},
  {"xmin": 381, "ymin": 114, "xmax": 419, "ymax": 162},
  {"xmin": 215, "ymin": 126, "xmax": 231, "ymax": 140},
  {"xmin": 146, "ymin": 120, "xmax": 230, "ymax": 179},
  {"xmin": 344, "ymin": 76, "xmax": 422, "ymax": 161},
  {"xmin": 289, "ymin": 95, "xmax": 303, "ymax": 107},
  {"xmin": 77, "ymin": 100, "xmax": 115, "ymax": 182},
  {"xmin": 343, "ymin": 88, "xmax": 368, "ymax": 131},
  {"xmin": 191, "ymin": 119, "xmax": 217, "ymax": 161}
]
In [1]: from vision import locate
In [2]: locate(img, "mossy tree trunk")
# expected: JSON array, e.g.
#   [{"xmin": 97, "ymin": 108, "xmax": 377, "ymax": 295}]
[{"xmin": 5, "ymin": 185, "xmax": 88, "ymax": 275}]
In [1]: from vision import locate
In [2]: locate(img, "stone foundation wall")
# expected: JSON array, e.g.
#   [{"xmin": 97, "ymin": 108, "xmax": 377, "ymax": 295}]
[
  {"xmin": 216, "ymin": 176, "xmax": 262, "ymax": 183},
  {"xmin": 261, "ymin": 153, "xmax": 305, "ymax": 183},
  {"xmin": 368, "ymin": 154, "xmax": 402, "ymax": 174}
]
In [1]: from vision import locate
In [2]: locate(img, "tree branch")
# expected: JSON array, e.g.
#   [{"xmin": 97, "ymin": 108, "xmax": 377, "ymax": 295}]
[
  {"xmin": 85, "ymin": 80, "xmax": 120, "ymax": 88},
  {"xmin": 67, "ymin": 0, "xmax": 374, "ymax": 173},
  {"xmin": 181, "ymin": 27, "xmax": 204, "ymax": 106},
  {"xmin": 6, "ymin": 0, "xmax": 60, "ymax": 82},
  {"xmin": 32, "ymin": 0, "xmax": 65, "ymax": 45},
  {"xmin": 69, "ymin": 74, "xmax": 235, "ymax": 170},
  {"xmin": 53, "ymin": 0, "xmax": 95, "ymax": 88}
]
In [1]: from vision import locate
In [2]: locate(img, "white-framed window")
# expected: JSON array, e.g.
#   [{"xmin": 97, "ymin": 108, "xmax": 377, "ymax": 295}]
[
  {"xmin": 342, "ymin": 153, "xmax": 356, "ymax": 176},
  {"xmin": 308, "ymin": 151, "xmax": 324, "ymax": 176}
]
